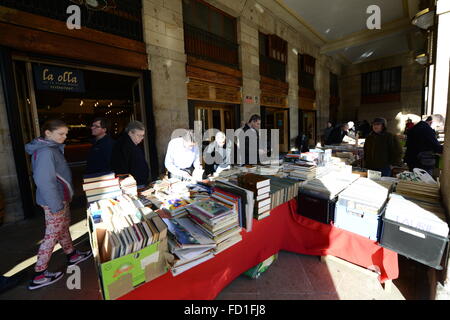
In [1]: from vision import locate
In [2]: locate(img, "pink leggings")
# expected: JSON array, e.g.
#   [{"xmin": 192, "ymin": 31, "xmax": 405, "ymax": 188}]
[{"xmin": 35, "ymin": 202, "xmax": 74, "ymax": 272}]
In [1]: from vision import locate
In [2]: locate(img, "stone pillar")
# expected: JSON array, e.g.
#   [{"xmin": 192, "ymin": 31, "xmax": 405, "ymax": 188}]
[
  {"xmin": 287, "ymin": 43, "xmax": 298, "ymax": 149},
  {"xmin": 142, "ymin": 0, "xmax": 188, "ymax": 172},
  {"xmin": 0, "ymin": 73, "xmax": 24, "ymax": 224},
  {"xmin": 433, "ymin": 0, "xmax": 450, "ymax": 117},
  {"xmin": 316, "ymin": 56, "xmax": 331, "ymax": 140},
  {"xmin": 238, "ymin": 5, "xmax": 261, "ymax": 124}
]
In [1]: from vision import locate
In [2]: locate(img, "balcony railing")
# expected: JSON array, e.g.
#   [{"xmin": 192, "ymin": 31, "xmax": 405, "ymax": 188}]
[
  {"xmin": 259, "ymin": 55, "xmax": 286, "ymax": 82},
  {"xmin": 184, "ymin": 23, "xmax": 239, "ymax": 69},
  {"xmin": 0, "ymin": 0, "xmax": 143, "ymax": 41}
]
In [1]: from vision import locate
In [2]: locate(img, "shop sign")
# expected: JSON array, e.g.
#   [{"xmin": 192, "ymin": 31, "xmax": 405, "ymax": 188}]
[{"xmin": 33, "ymin": 64, "xmax": 85, "ymax": 93}]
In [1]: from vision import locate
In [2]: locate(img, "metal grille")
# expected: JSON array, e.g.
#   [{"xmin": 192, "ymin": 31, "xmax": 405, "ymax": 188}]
[
  {"xmin": 184, "ymin": 23, "xmax": 239, "ymax": 69},
  {"xmin": 259, "ymin": 55, "xmax": 286, "ymax": 83},
  {"xmin": 0, "ymin": 0, "xmax": 143, "ymax": 42}
]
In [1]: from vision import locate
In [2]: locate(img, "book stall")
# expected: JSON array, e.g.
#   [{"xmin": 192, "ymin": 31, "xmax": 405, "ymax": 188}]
[{"xmin": 83, "ymin": 148, "xmax": 449, "ymax": 300}]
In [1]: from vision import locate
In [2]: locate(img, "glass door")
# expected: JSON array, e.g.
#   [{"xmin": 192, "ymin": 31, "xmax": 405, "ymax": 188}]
[
  {"xmin": 274, "ymin": 110, "xmax": 288, "ymax": 152},
  {"xmin": 12, "ymin": 60, "xmax": 38, "ymax": 206},
  {"xmin": 262, "ymin": 107, "xmax": 289, "ymax": 153},
  {"xmin": 299, "ymin": 110, "xmax": 317, "ymax": 147},
  {"xmin": 194, "ymin": 103, "xmax": 235, "ymax": 141}
]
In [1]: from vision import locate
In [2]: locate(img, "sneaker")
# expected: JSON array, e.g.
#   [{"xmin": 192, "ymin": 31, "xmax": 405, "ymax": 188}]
[
  {"xmin": 67, "ymin": 249, "xmax": 93, "ymax": 266},
  {"xmin": 28, "ymin": 271, "xmax": 64, "ymax": 291}
]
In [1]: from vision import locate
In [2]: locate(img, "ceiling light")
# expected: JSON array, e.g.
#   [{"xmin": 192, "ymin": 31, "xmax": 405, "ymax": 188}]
[{"xmin": 412, "ymin": 8, "xmax": 435, "ymax": 30}]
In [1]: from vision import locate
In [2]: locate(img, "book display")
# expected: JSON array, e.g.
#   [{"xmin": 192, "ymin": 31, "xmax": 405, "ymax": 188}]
[
  {"xmin": 83, "ymin": 172, "xmax": 121, "ymax": 203},
  {"xmin": 87, "ymin": 193, "xmax": 169, "ymax": 300},
  {"xmin": 82, "ymin": 161, "xmax": 449, "ymax": 300}
]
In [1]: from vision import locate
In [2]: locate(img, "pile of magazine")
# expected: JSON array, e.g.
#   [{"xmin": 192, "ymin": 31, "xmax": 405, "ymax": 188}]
[{"xmin": 164, "ymin": 196, "xmax": 243, "ymax": 276}]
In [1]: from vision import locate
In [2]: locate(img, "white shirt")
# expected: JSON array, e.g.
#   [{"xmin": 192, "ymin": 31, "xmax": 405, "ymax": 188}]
[{"xmin": 164, "ymin": 137, "xmax": 201, "ymax": 178}]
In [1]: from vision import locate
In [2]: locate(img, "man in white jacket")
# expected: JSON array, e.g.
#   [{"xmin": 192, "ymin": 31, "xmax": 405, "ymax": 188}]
[{"xmin": 165, "ymin": 129, "xmax": 203, "ymax": 181}]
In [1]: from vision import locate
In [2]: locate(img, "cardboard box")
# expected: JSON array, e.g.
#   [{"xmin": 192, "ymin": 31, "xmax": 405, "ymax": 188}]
[{"xmin": 88, "ymin": 216, "xmax": 169, "ymax": 300}]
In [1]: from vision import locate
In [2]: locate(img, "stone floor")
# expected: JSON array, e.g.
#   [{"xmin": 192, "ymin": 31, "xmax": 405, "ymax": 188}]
[{"xmin": 0, "ymin": 202, "xmax": 434, "ymax": 300}]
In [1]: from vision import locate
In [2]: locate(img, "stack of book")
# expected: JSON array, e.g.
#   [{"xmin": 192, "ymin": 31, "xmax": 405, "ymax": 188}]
[
  {"xmin": 90, "ymin": 194, "xmax": 168, "ymax": 262},
  {"xmin": 237, "ymin": 173, "xmax": 271, "ymax": 220},
  {"xmin": 283, "ymin": 162, "xmax": 317, "ymax": 181},
  {"xmin": 160, "ymin": 198, "xmax": 192, "ymax": 218},
  {"xmin": 217, "ymin": 167, "xmax": 242, "ymax": 178},
  {"xmin": 285, "ymin": 153, "xmax": 301, "ymax": 160},
  {"xmin": 395, "ymin": 180, "xmax": 441, "ymax": 203},
  {"xmin": 187, "ymin": 182, "xmax": 213, "ymax": 201},
  {"xmin": 264, "ymin": 175, "xmax": 302, "ymax": 209},
  {"xmin": 186, "ymin": 197, "xmax": 242, "ymax": 254},
  {"xmin": 163, "ymin": 217, "xmax": 216, "ymax": 276},
  {"xmin": 215, "ymin": 179, "xmax": 254, "ymax": 232},
  {"xmin": 118, "ymin": 175, "xmax": 137, "ymax": 197},
  {"xmin": 256, "ymin": 165, "xmax": 283, "ymax": 175},
  {"xmin": 83, "ymin": 172, "xmax": 121, "ymax": 203}
]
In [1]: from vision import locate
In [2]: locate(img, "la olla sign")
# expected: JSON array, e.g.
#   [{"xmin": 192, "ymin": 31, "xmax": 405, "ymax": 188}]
[{"xmin": 33, "ymin": 64, "xmax": 86, "ymax": 93}]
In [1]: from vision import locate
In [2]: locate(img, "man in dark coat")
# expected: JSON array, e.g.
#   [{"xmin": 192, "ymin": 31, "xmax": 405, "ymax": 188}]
[
  {"xmin": 326, "ymin": 123, "xmax": 349, "ymax": 145},
  {"xmin": 404, "ymin": 116, "xmax": 443, "ymax": 175},
  {"xmin": 85, "ymin": 117, "xmax": 115, "ymax": 174},
  {"xmin": 363, "ymin": 118, "xmax": 403, "ymax": 177},
  {"xmin": 111, "ymin": 121, "xmax": 149, "ymax": 187},
  {"xmin": 236, "ymin": 114, "xmax": 261, "ymax": 165}
]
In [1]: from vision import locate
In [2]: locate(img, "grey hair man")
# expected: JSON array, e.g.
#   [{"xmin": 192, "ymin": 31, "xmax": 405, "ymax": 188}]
[
  {"xmin": 111, "ymin": 120, "xmax": 149, "ymax": 187},
  {"xmin": 165, "ymin": 129, "xmax": 202, "ymax": 181}
]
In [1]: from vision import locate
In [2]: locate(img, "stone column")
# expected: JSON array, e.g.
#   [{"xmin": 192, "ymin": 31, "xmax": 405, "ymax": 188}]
[
  {"xmin": 142, "ymin": 0, "xmax": 188, "ymax": 172},
  {"xmin": 0, "ymin": 73, "xmax": 24, "ymax": 224},
  {"xmin": 287, "ymin": 43, "xmax": 298, "ymax": 149},
  {"xmin": 433, "ymin": 0, "xmax": 450, "ymax": 117},
  {"xmin": 316, "ymin": 56, "xmax": 331, "ymax": 140},
  {"xmin": 238, "ymin": 5, "xmax": 261, "ymax": 124}
]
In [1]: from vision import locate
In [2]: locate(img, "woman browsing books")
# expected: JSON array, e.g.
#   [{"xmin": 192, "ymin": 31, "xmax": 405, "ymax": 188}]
[{"xmin": 25, "ymin": 119, "xmax": 92, "ymax": 290}]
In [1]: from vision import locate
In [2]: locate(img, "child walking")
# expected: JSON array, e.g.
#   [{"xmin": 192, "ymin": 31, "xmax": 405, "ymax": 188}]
[{"xmin": 25, "ymin": 119, "xmax": 92, "ymax": 290}]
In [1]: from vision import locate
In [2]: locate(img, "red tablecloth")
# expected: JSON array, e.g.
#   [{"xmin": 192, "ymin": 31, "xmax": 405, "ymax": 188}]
[{"xmin": 120, "ymin": 199, "xmax": 398, "ymax": 300}]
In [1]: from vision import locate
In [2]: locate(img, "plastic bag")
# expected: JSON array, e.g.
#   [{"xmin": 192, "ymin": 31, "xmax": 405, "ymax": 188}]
[
  {"xmin": 396, "ymin": 168, "xmax": 437, "ymax": 184},
  {"xmin": 243, "ymin": 254, "xmax": 278, "ymax": 279},
  {"xmin": 413, "ymin": 168, "xmax": 437, "ymax": 184}
]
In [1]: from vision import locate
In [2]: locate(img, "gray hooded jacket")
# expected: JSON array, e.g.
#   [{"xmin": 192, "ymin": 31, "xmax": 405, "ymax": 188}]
[{"xmin": 25, "ymin": 138, "xmax": 73, "ymax": 213}]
